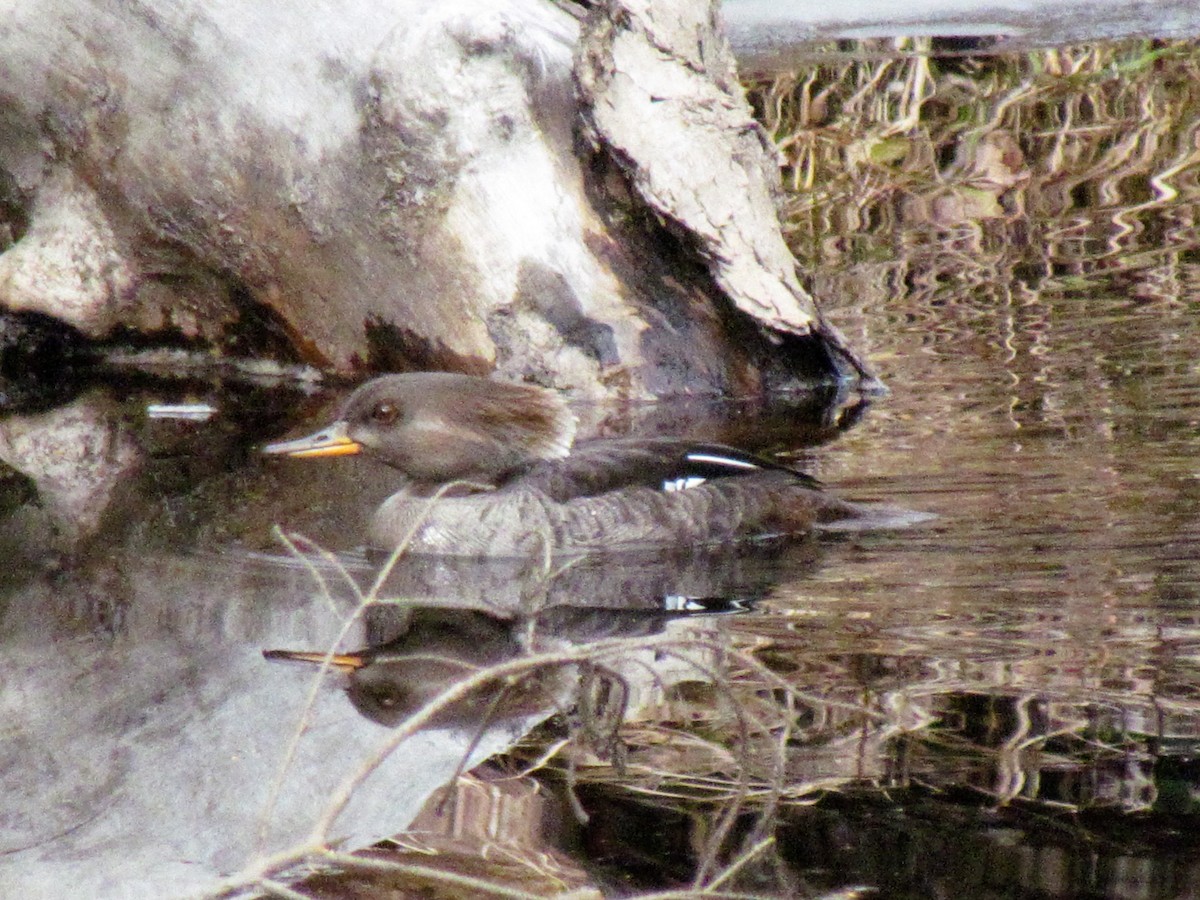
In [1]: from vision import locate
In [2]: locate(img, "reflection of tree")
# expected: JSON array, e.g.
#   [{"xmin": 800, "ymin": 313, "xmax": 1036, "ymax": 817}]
[
  {"xmin": 0, "ymin": 393, "xmax": 141, "ymax": 553},
  {"xmin": 734, "ymin": 50, "xmax": 1200, "ymax": 855},
  {"xmin": 753, "ymin": 40, "xmax": 1200, "ymax": 285}
]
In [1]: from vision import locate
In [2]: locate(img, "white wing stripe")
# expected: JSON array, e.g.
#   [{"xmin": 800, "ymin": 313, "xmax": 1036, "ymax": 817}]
[{"xmin": 684, "ymin": 452, "xmax": 762, "ymax": 470}]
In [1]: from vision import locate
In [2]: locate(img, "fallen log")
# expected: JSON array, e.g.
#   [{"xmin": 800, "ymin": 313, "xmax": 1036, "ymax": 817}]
[{"xmin": 0, "ymin": 0, "xmax": 876, "ymax": 398}]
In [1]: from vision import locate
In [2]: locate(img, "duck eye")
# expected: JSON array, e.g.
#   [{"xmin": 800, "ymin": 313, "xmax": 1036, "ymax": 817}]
[{"xmin": 370, "ymin": 402, "xmax": 399, "ymax": 425}]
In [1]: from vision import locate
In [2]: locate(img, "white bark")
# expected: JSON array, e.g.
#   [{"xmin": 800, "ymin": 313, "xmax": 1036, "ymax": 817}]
[
  {"xmin": 579, "ymin": 0, "xmax": 819, "ymax": 336},
  {"xmin": 0, "ymin": 0, "xmax": 874, "ymax": 396}
]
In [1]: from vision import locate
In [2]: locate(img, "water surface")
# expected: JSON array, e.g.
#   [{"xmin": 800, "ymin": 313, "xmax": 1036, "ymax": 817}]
[{"xmin": 3, "ymin": 35, "xmax": 1200, "ymax": 900}]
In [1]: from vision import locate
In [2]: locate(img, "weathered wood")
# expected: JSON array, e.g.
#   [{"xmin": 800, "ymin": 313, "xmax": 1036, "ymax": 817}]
[
  {"xmin": 0, "ymin": 0, "xmax": 874, "ymax": 397},
  {"xmin": 579, "ymin": 0, "xmax": 818, "ymax": 337},
  {"xmin": 576, "ymin": 0, "xmax": 878, "ymax": 386}
]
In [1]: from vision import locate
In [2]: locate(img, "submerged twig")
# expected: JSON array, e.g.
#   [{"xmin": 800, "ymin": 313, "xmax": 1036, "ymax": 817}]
[{"xmin": 255, "ymin": 480, "xmax": 478, "ymax": 857}]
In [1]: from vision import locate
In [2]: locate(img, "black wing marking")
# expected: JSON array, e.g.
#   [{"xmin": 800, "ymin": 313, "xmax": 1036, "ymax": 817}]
[
  {"xmin": 670, "ymin": 443, "xmax": 821, "ymax": 489},
  {"xmin": 511, "ymin": 438, "xmax": 821, "ymax": 501}
]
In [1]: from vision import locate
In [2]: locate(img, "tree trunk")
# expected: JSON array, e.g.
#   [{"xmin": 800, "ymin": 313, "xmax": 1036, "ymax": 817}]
[{"xmin": 0, "ymin": 0, "xmax": 876, "ymax": 398}]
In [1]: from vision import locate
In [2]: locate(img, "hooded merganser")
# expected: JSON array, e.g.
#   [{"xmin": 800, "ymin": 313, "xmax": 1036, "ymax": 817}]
[{"xmin": 262, "ymin": 373, "xmax": 871, "ymax": 557}]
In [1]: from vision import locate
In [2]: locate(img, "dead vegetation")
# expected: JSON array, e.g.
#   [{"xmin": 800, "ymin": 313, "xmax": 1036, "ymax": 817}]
[{"xmin": 747, "ymin": 38, "xmax": 1200, "ymax": 311}]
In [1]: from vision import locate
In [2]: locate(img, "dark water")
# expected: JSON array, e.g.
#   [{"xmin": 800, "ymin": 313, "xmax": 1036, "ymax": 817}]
[
  {"xmin": 512, "ymin": 277, "xmax": 1200, "ymax": 898},
  {"xmin": 713, "ymin": 289, "xmax": 1200, "ymax": 897},
  {"xmin": 558, "ymin": 40, "xmax": 1200, "ymax": 898},
  {"xmin": 5, "ymin": 43, "xmax": 1200, "ymax": 900}
]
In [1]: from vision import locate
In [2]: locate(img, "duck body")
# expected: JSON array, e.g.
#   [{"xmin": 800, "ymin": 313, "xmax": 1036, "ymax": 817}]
[
  {"xmin": 264, "ymin": 373, "xmax": 866, "ymax": 557},
  {"xmin": 370, "ymin": 439, "xmax": 861, "ymax": 556}
]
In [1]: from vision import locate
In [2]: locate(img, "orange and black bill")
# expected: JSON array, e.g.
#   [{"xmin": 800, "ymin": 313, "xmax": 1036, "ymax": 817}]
[
  {"xmin": 262, "ymin": 420, "xmax": 361, "ymax": 458},
  {"xmin": 262, "ymin": 648, "xmax": 367, "ymax": 670}
]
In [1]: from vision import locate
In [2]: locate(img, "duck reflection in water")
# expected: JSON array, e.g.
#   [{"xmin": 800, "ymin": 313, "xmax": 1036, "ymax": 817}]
[
  {"xmin": 263, "ymin": 526, "xmax": 827, "ymax": 727},
  {"xmin": 265, "ymin": 607, "xmax": 532, "ymax": 727},
  {"xmin": 264, "ymin": 589, "xmax": 765, "ymax": 728}
]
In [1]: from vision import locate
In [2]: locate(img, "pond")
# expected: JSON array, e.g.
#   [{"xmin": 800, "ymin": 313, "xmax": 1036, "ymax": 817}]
[{"xmin": 3, "ymin": 36, "xmax": 1200, "ymax": 900}]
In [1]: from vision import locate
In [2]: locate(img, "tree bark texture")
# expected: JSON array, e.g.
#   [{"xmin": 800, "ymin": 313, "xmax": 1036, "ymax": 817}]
[{"xmin": 0, "ymin": 0, "xmax": 875, "ymax": 398}]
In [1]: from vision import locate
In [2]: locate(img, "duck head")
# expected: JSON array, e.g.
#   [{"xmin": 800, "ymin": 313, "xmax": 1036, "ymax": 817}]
[{"xmin": 263, "ymin": 373, "xmax": 578, "ymax": 485}]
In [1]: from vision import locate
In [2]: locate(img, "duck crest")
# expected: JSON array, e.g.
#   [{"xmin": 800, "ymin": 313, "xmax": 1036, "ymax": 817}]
[{"xmin": 467, "ymin": 382, "xmax": 577, "ymax": 462}]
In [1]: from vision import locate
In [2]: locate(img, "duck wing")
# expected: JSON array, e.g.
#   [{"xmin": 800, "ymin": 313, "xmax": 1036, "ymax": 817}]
[{"xmin": 509, "ymin": 438, "xmax": 820, "ymax": 503}]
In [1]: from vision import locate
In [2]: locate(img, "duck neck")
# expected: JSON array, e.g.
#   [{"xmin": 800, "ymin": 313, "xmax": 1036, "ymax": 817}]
[{"xmin": 398, "ymin": 478, "xmax": 498, "ymax": 499}]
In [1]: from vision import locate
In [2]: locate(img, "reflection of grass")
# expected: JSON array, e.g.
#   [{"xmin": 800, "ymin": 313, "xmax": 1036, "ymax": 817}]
[
  {"xmin": 512, "ymin": 643, "xmax": 1197, "ymax": 895},
  {"xmin": 747, "ymin": 38, "xmax": 1200, "ymax": 291}
]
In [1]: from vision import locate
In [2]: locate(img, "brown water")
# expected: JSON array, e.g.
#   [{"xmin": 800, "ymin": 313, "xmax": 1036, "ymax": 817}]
[
  {"xmin": 709, "ymin": 290, "xmax": 1200, "ymax": 898},
  {"xmin": 519, "ymin": 279, "xmax": 1200, "ymax": 898},
  {"xmin": 548, "ymin": 42, "xmax": 1200, "ymax": 899}
]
